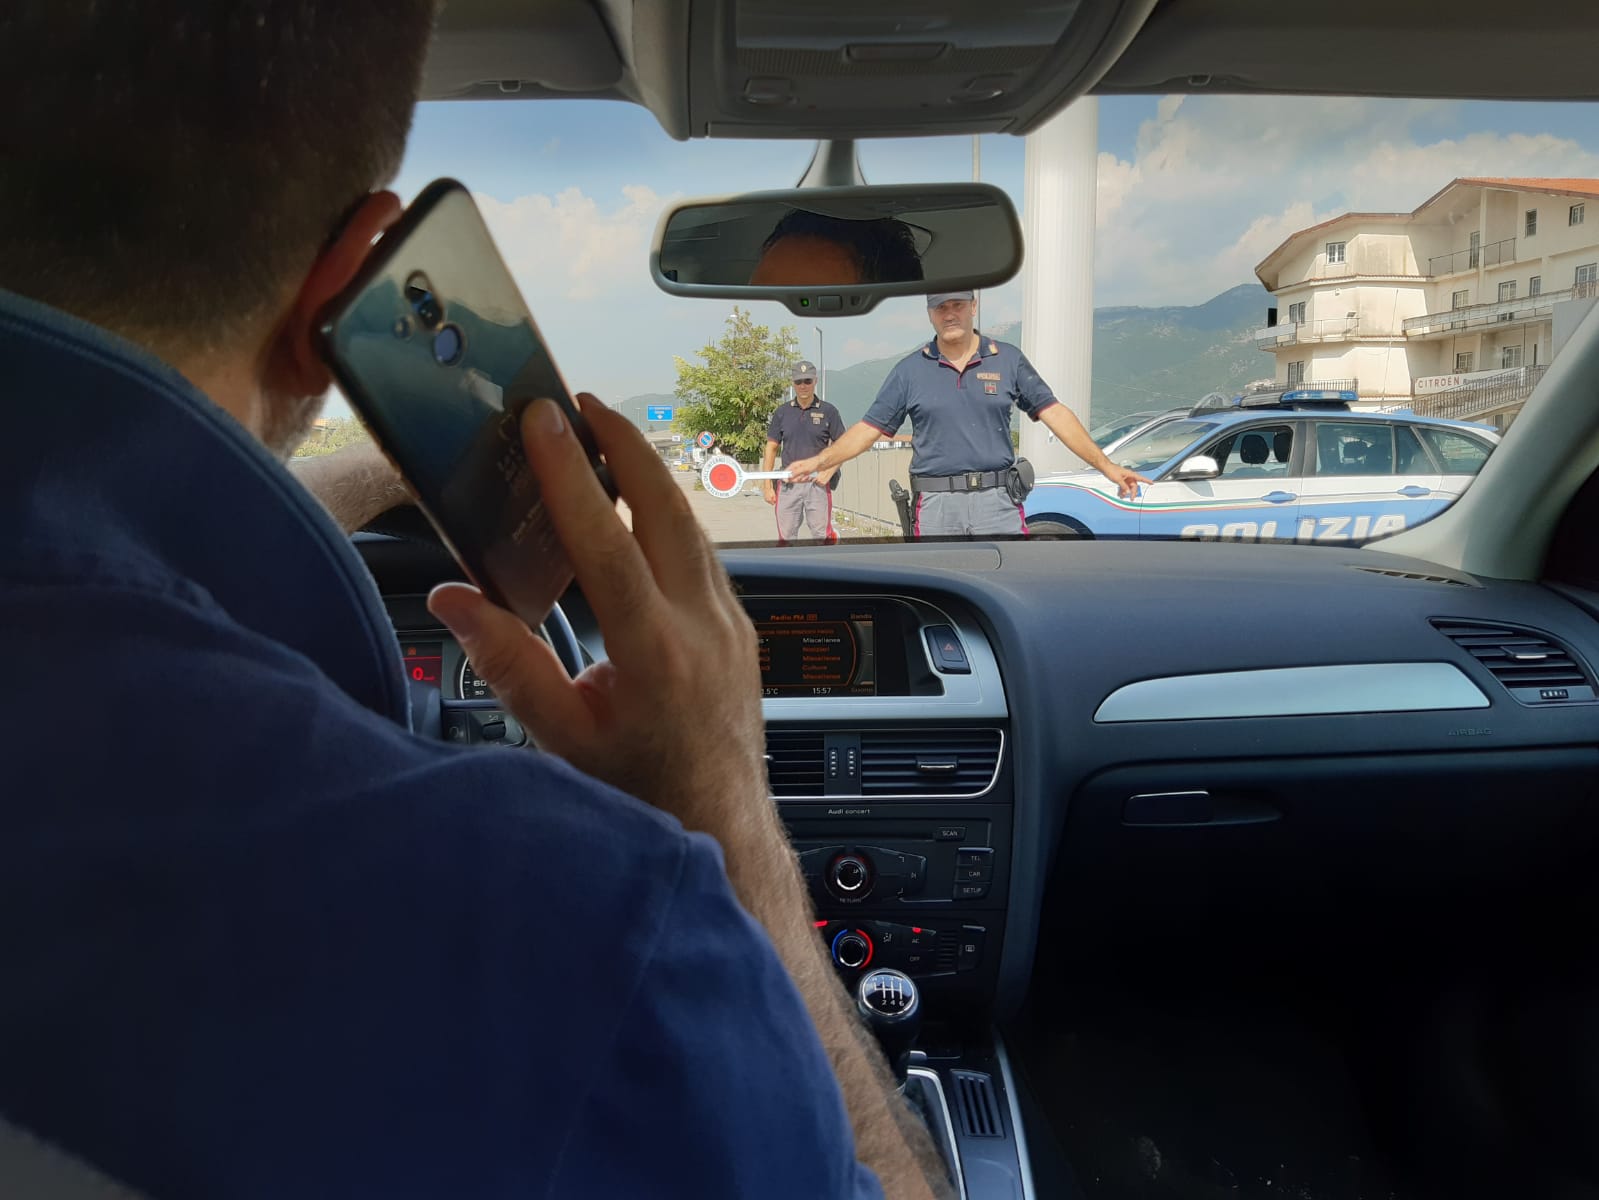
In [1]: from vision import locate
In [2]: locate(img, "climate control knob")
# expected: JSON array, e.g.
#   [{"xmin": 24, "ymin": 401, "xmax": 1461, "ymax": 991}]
[
  {"xmin": 831, "ymin": 928, "xmax": 873, "ymax": 970},
  {"xmin": 829, "ymin": 853, "xmax": 872, "ymax": 899}
]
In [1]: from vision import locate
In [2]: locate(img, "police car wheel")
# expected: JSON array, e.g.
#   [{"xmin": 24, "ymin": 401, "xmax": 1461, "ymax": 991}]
[{"xmin": 1028, "ymin": 518, "xmax": 1091, "ymax": 540}]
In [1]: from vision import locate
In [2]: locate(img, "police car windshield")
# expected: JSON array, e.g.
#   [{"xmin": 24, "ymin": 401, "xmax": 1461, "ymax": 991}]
[
  {"xmin": 296, "ymin": 93, "xmax": 1546, "ymax": 548},
  {"xmin": 1112, "ymin": 420, "xmax": 1219, "ymax": 476}
]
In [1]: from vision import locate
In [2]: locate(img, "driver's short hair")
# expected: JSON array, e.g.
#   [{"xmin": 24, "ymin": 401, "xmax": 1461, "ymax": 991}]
[
  {"xmin": 761, "ymin": 211, "xmax": 926, "ymax": 284},
  {"xmin": 1, "ymin": 1, "xmax": 438, "ymax": 354}
]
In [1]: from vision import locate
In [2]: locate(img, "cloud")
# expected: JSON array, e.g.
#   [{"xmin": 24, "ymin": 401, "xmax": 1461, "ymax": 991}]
[
  {"xmin": 1089, "ymin": 96, "xmax": 1599, "ymax": 306},
  {"xmin": 474, "ymin": 183, "xmax": 672, "ymax": 302}
]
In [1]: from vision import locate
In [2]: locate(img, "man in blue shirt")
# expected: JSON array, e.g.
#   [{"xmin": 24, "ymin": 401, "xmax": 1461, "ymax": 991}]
[
  {"xmin": 0, "ymin": 5, "xmax": 944, "ymax": 1198},
  {"xmin": 786, "ymin": 291, "xmax": 1150, "ymax": 537},
  {"xmin": 762, "ymin": 360, "xmax": 847, "ymax": 544}
]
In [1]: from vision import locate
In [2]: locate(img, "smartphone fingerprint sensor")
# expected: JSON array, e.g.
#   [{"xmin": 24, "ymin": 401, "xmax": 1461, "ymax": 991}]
[{"xmin": 432, "ymin": 324, "xmax": 465, "ymax": 366}]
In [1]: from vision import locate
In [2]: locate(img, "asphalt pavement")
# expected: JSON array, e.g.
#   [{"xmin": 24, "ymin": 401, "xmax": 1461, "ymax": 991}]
[{"xmin": 618, "ymin": 468, "xmax": 891, "ymax": 544}]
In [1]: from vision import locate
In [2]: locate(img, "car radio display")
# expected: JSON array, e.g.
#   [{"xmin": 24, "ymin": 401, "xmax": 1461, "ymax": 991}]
[{"xmin": 751, "ymin": 606, "xmax": 877, "ymax": 697}]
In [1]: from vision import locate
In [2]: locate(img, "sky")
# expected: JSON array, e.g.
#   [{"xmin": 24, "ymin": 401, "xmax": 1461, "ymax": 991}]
[{"xmin": 319, "ymin": 94, "xmax": 1599, "ymax": 417}]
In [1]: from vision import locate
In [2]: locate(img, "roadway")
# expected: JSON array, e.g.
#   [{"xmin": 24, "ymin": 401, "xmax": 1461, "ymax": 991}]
[{"xmin": 619, "ymin": 468, "xmax": 893, "ymax": 544}]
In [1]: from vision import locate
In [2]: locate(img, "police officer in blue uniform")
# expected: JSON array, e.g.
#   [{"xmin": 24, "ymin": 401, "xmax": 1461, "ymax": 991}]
[
  {"xmin": 786, "ymin": 291, "xmax": 1149, "ymax": 537},
  {"xmin": 761, "ymin": 360, "xmax": 846, "ymax": 544}
]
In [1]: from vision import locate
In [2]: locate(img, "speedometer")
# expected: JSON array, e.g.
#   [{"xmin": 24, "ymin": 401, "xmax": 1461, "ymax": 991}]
[{"xmin": 457, "ymin": 659, "xmax": 494, "ymax": 700}]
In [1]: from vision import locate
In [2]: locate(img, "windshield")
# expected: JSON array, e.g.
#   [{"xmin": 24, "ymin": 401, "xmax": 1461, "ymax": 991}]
[
  {"xmin": 1108, "ymin": 419, "xmax": 1217, "ymax": 476},
  {"xmin": 293, "ymin": 95, "xmax": 1591, "ymax": 548}
]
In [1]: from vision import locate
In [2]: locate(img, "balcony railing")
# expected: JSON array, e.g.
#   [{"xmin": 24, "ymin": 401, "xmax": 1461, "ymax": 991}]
[
  {"xmin": 1428, "ymin": 236, "xmax": 1515, "ymax": 276},
  {"xmin": 1246, "ymin": 377, "xmax": 1358, "ymax": 397},
  {"xmin": 1411, "ymin": 364, "xmax": 1547, "ymax": 423},
  {"xmin": 1403, "ymin": 282, "xmax": 1596, "ymax": 336},
  {"xmin": 1253, "ymin": 316, "xmax": 1361, "ymax": 348}
]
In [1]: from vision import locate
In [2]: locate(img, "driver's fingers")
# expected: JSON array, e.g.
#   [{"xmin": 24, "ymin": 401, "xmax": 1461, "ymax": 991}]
[
  {"xmin": 427, "ymin": 583, "xmax": 597, "ymax": 750},
  {"xmin": 573, "ymin": 395, "xmax": 718, "ymax": 598},
  {"xmin": 519, "ymin": 398, "xmax": 667, "ymax": 664}
]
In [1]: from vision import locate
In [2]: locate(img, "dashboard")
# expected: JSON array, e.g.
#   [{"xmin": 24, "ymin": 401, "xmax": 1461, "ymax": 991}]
[{"xmin": 369, "ymin": 532, "xmax": 1599, "ymax": 1027}]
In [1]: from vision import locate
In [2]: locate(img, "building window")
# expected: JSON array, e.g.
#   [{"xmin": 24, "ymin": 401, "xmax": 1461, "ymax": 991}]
[
  {"xmin": 1451, "ymin": 289, "xmax": 1470, "ymax": 309},
  {"xmin": 1498, "ymin": 280, "xmax": 1517, "ymax": 321},
  {"xmin": 1529, "ymin": 275, "xmax": 1542, "ymax": 297},
  {"xmin": 1455, "ymin": 352, "xmax": 1475, "ymax": 373},
  {"xmin": 1525, "ymin": 209, "xmax": 1538, "ymax": 237},
  {"xmin": 1571, "ymin": 203, "xmax": 1586, "ymax": 227},
  {"xmin": 1286, "ymin": 361, "xmax": 1306, "ymax": 387},
  {"xmin": 1468, "ymin": 231, "xmax": 1481, "ymax": 268},
  {"xmin": 1326, "ymin": 241, "xmax": 1346, "ymax": 264},
  {"xmin": 1501, "ymin": 345, "xmax": 1523, "ymax": 369},
  {"xmin": 1578, "ymin": 263, "xmax": 1598, "ymax": 298},
  {"xmin": 1287, "ymin": 301, "xmax": 1306, "ymax": 325}
]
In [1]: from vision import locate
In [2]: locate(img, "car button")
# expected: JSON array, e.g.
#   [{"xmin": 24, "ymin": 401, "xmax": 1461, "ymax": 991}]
[
  {"xmin": 922, "ymin": 625, "xmax": 971, "ymax": 674},
  {"xmin": 957, "ymin": 926, "xmax": 986, "ymax": 972}
]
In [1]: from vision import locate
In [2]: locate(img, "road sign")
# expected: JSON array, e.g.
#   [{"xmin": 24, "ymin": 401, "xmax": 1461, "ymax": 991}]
[
  {"xmin": 646, "ymin": 405, "xmax": 673, "ymax": 421},
  {"xmin": 700, "ymin": 454, "xmax": 790, "ymax": 499},
  {"xmin": 697, "ymin": 431, "xmax": 716, "ymax": 449}
]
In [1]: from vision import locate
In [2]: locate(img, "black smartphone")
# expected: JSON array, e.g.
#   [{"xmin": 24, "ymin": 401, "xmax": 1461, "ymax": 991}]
[{"xmin": 317, "ymin": 178, "xmax": 612, "ymax": 629}]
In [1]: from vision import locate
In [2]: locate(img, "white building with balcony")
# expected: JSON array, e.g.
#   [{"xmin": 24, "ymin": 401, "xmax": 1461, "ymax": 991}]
[{"xmin": 1253, "ymin": 178, "xmax": 1599, "ymax": 426}]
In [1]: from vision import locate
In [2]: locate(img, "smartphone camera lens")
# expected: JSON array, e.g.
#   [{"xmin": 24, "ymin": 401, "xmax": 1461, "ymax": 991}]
[
  {"xmin": 432, "ymin": 323, "xmax": 465, "ymax": 366},
  {"xmin": 405, "ymin": 271, "xmax": 445, "ymax": 331}
]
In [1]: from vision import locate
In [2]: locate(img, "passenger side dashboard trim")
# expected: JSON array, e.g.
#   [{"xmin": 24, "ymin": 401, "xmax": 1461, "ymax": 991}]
[{"xmin": 1095, "ymin": 662, "xmax": 1489, "ymax": 723}]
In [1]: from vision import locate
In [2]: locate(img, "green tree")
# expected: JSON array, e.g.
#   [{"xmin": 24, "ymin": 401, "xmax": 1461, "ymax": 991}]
[{"xmin": 673, "ymin": 307, "xmax": 801, "ymax": 460}]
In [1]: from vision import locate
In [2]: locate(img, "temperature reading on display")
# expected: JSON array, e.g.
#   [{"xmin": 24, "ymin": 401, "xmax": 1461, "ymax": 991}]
[
  {"xmin": 402, "ymin": 642, "xmax": 443, "ymax": 685},
  {"xmin": 755, "ymin": 607, "xmax": 877, "ymax": 697}
]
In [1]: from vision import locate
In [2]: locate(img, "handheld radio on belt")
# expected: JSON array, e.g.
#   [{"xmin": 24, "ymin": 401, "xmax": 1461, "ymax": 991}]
[{"xmin": 887, "ymin": 480, "xmax": 915, "ymax": 541}]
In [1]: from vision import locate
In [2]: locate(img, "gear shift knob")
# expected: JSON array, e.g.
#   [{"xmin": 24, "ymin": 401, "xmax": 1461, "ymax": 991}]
[{"xmin": 856, "ymin": 968, "xmax": 921, "ymax": 1086}]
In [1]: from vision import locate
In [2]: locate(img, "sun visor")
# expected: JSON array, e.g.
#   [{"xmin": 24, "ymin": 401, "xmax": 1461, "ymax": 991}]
[
  {"xmin": 682, "ymin": 0, "xmax": 1158, "ymax": 138},
  {"xmin": 421, "ymin": 0, "xmax": 624, "ymax": 99}
]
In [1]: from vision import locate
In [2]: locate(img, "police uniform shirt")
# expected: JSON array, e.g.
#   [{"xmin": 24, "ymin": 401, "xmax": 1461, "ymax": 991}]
[
  {"xmin": 767, "ymin": 395, "xmax": 846, "ymax": 464},
  {"xmin": 863, "ymin": 335, "xmax": 1058, "ymax": 477}
]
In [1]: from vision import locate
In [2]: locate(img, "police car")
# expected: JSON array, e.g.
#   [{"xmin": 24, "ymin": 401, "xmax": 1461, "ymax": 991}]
[{"xmin": 1025, "ymin": 392, "xmax": 1500, "ymax": 544}]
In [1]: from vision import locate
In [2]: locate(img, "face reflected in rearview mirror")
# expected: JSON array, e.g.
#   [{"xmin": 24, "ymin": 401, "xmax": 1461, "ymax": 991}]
[
  {"xmin": 748, "ymin": 210, "xmax": 925, "ymax": 286},
  {"xmin": 651, "ymin": 184, "xmax": 1023, "ymax": 316}
]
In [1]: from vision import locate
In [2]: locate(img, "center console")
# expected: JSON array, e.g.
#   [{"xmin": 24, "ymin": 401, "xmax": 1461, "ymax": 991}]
[
  {"xmin": 752, "ymin": 594, "xmax": 1032, "ymax": 1195},
  {"xmin": 752, "ymin": 595, "xmax": 1011, "ymax": 1014}
]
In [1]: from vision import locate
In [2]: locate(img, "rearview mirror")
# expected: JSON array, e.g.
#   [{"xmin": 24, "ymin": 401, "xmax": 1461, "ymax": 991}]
[
  {"xmin": 1171, "ymin": 455, "xmax": 1220, "ymax": 481},
  {"xmin": 650, "ymin": 184, "xmax": 1023, "ymax": 316}
]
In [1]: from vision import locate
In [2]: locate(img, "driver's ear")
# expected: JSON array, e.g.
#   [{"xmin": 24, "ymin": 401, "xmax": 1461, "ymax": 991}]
[{"xmin": 265, "ymin": 190, "xmax": 403, "ymax": 398}]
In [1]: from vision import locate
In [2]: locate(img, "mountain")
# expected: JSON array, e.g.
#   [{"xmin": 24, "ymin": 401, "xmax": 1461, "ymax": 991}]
[
  {"xmin": 770, "ymin": 284, "xmax": 1275, "ymax": 429},
  {"xmin": 616, "ymin": 283, "xmax": 1276, "ymax": 433}
]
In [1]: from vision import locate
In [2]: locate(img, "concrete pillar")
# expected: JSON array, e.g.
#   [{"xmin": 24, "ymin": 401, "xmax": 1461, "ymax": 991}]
[{"xmin": 1018, "ymin": 96, "xmax": 1098, "ymax": 475}]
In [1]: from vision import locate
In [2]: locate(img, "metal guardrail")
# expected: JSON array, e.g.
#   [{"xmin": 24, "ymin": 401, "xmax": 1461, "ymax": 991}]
[
  {"xmin": 1410, "ymin": 364, "xmax": 1547, "ymax": 422},
  {"xmin": 1428, "ymin": 236, "xmax": 1515, "ymax": 276}
]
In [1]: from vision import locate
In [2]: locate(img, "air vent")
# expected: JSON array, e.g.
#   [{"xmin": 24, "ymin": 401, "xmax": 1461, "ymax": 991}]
[
  {"xmin": 1432, "ymin": 620, "xmax": 1596, "ymax": 704},
  {"xmin": 951, "ymin": 1071, "xmax": 1004, "ymax": 1139},
  {"xmin": 935, "ymin": 931, "xmax": 960, "ymax": 972},
  {"xmin": 1354, "ymin": 566, "xmax": 1474, "ymax": 587},
  {"xmin": 857, "ymin": 729, "xmax": 1001, "ymax": 796},
  {"xmin": 764, "ymin": 729, "xmax": 825, "ymax": 797}
]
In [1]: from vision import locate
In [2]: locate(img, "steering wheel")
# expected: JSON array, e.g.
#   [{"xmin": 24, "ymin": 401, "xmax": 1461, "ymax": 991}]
[{"xmin": 541, "ymin": 600, "xmax": 586, "ymax": 678}]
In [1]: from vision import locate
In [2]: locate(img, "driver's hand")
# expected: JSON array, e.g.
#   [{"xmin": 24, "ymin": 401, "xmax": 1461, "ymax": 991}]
[{"xmin": 428, "ymin": 395, "xmax": 770, "ymax": 843}]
